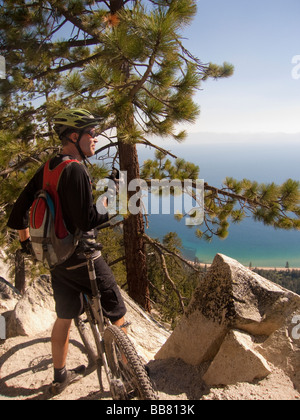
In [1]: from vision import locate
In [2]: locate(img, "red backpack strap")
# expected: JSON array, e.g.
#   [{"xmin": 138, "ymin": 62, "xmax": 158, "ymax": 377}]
[
  {"xmin": 43, "ymin": 159, "xmax": 79, "ymax": 191},
  {"xmin": 42, "ymin": 159, "xmax": 80, "ymax": 239}
]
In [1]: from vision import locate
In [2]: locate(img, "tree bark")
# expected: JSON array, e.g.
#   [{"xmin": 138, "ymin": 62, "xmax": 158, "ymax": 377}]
[
  {"xmin": 109, "ymin": 0, "xmax": 151, "ymax": 311},
  {"xmin": 118, "ymin": 141, "xmax": 151, "ymax": 312},
  {"xmin": 109, "ymin": 0, "xmax": 125, "ymax": 14},
  {"xmin": 15, "ymin": 250, "xmax": 26, "ymax": 295}
]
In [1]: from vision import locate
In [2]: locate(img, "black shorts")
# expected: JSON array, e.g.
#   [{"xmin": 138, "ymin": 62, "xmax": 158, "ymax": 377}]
[{"xmin": 51, "ymin": 255, "xmax": 127, "ymax": 322}]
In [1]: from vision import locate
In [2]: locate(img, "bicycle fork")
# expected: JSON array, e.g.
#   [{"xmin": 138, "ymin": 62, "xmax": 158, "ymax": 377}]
[
  {"xmin": 86, "ymin": 257, "xmax": 105, "ymax": 333},
  {"xmin": 85, "ymin": 256, "xmax": 117, "ymax": 394}
]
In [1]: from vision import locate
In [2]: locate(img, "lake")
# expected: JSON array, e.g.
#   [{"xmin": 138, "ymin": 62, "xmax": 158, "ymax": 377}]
[{"xmin": 137, "ymin": 132, "xmax": 300, "ymax": 268}]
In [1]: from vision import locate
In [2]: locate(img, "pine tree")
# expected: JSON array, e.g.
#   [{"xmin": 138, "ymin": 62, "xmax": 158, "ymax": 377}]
[
  {"xmin": 1, "ymin": 1, "xmax": 299, "ymax": 311},
  {"xmin": 0, "ymin": 0, "xmax": 233, "ymax": 309}
]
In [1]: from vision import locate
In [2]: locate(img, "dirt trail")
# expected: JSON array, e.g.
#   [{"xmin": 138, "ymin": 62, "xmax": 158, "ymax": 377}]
[{"xmin": 1, "ymin": 324, "xmax": 299, "ymax": 401}]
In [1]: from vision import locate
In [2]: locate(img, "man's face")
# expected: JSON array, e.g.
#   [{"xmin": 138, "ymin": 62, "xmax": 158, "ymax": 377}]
[{"xmin": 78, "ymin": 128, "xmax": 98, "ymax": 157}]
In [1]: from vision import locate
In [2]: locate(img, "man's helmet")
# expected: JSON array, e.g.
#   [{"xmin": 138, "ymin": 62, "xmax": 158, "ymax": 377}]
[{"xmin": 53, "ymin": 109, "xmax": 101, "ymax": 138}]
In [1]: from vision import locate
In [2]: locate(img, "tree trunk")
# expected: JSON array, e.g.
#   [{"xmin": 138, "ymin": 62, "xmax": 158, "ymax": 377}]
[
  {"xmin": 118, "ymin": 141, "xmax": 151, "ymax": 312},
  {"xmin": 15, "ymin": 250, "xmax": 26, "ymax": 295},
  {"xmin": 109, "ymin": 0, "xmax": 124, "ymax": 14},
  {"xmin": 108, "ymin": 0, "xmax": 150, "ymax": 311}
]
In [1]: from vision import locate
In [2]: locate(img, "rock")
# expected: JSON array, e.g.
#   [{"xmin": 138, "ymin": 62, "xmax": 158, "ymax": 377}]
[
  {"xmin": 203, "ymin": 330, "xmax": 272, "ymax": 386},
  {"xmin": 0, "ymin": 277, "xmax": 21, "ymax": 312},
  {"xmin": 7, "ymin": 275, "xmax": 56, "ymax": 337},
  {"xmin": 155, "ymin": 305, "xmax": 226, "ymax": 365},
  {"xmin": 0, "ymin": 250, "xmax": 10, "ymax": 280},
  {"xmin": 156, "ymin": 254, "xmax": 300, "ymax": 365},
  {"xmin": 257, "ymin": 310, "xmax": 300, "ymax": 391},
  {"xmin": 3, "ymin": 275, "xmax": 170, "ymax": 361},
  {"xmin": 120, "ymin": 290, "xmax": 171, "ymax": 362},
  {"xmin": 155, "ymin": 254, "xmax": 300, "ymax": 388}
]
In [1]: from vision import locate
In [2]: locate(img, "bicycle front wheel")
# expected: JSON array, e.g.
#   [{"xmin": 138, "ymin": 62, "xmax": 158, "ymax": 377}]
[{"xmin": 103, "ymin": 325, "xmax": 158, "ymax": 400}]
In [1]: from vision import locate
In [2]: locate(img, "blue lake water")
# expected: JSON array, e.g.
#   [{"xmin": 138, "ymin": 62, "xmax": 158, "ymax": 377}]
[{"xmin": 136, "ymin": 133, "xmax": 300, "ymax": 268}]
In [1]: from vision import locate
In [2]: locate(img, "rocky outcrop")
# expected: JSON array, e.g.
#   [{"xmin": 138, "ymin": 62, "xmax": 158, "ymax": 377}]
[
  {"xmin": 155, "ymin": 254, "xmax": 300, "ymax": 389},
  {"xmin": 202, "ymin": 329, "xmax": 272, "ymax": 386},
  {"xmin": 2, "ymin": 251, "xmax": 299, "ymax": 392},
  {"xmin": 3, "ymin": 275, "xmax": 170, "ymax": 362},
  {"xmin": 0, "ymin": 251, "xmax": 9, "ymax": 280},
  {"xmin": 120, "ymin": 290, "xmax": 170, "ymax": 362},
  {"xmin": 7, "ymin": 275, "xmax": 56, "ymax": 337},
  {"xmin": 0, "ymin": 277, "xmax": 21, "ymax": 312}
]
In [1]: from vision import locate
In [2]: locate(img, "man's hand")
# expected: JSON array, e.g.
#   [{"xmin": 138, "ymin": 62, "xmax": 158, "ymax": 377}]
[
  {"xmin": 18, "ymin": 229, "xmax": 35, "ymax": 256},
  {"xmin": 20, "ymin": 238, "xmax": 34, "ymax": 256}
]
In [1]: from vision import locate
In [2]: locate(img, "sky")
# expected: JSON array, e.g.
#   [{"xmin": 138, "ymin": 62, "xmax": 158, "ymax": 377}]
[
  {"xmin": 179, "ymin": 0, "xmax": 300, "ymax": 135},
  {"xmin": 5, "ymin": 0, "xmax": 298, "ymax": 137}
]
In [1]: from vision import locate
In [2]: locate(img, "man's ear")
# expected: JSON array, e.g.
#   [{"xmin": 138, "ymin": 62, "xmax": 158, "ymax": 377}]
[{"xmin": 69, "ymin": 132, "xmax": 79, "ymax": 143}]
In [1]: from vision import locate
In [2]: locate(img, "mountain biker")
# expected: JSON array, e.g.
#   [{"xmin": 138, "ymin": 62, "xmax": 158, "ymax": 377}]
[{"xmin": 7, "ymin": 109, "xmax": 127, "ymax": 395}]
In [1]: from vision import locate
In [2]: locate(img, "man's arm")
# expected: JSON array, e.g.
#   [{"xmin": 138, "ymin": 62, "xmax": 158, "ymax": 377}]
[
  {"xmin": 18, "ymin": 228, "xmax": 30, "ymax": 242},
  {"xmin": 7, "ymin": 165, "xmax": 44, "ymax": 231},
  {"xmin": 60, "ymin": 162, "xmax": 109, "ymax": 232}
]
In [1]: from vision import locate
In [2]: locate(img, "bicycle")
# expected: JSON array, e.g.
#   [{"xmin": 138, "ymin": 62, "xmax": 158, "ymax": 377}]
[{"xmin": 74, "ymin": 241, "xmax": 158, "ymax": 400}]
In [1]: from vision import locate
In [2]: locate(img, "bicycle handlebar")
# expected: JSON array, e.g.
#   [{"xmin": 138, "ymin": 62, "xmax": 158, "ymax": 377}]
[
  {"xmin": 77, "ymin": 240, "xmax": 103, "ymax": 255},
  {"xmin": 97, "ymin": 216, "xmax": 124, "ymax": 231},
  {"xmin": 78, "ymin": 218, "xmax": 123, "ymax": 256},
  {"xmin": 97, "ymin": 221, "xmax": 112, "ymax": 230}
]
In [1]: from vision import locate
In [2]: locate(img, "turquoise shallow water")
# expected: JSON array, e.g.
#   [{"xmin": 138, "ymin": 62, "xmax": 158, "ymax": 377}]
[{"xmin": 147, "ymin": 213, "xmax": 300, "ymax": 268}]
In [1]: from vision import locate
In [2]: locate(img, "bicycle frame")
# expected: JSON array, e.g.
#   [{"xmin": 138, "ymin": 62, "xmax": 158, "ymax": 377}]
[
  {"xmin": 77, "ymin": 251, "xmax": 127, "ymax": 399},
  {"xmin": 86, "ymin": 254, "xmax": 106, "ymax": 334},
  {"xmin": 75, "ymin": 245, "xmax": 158, "ymax": 400}
]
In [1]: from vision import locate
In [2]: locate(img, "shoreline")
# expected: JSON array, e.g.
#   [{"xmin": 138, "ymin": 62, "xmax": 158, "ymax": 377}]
[
  {"xmin": 251, "ymin": 266, "xmax": 300, "ymax": 272},
  {"xmin": 195, "ymin": 262, "xmax": 300, "ymax": 272}
]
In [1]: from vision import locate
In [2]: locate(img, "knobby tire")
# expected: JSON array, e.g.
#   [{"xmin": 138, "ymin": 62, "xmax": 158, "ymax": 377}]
[{"xmin": 103, "ymin": 325, "xmax": 158, "ymax": 400}]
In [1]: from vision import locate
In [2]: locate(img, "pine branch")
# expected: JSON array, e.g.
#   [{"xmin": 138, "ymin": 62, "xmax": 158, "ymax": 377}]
[
  {"xmin": 94, "ymin": 141, "xmax": 119, "ymax": 155},
  {"xmin": 143, "ymin": 233, "xmax": 201, "ymax": 274},
  {"xmin": 33, "ymin": 51, "xmax": 104, "ymax": 80},
  {"xmin": 51, "ymin": 2, "xmax": 103, "ymax": 42},
  {"xmin": 108, "ymin": 255, "xmax": 126, "ymax": 267},
  {"xmin": 143, "ymin": 234, "xmax": 186, "ymax": 313},
  {"xmin": 204, "ymin": 182, "xmax": 270, "ymax": 210},
  {"xmin": 0, "ymin": 147, "xmax": 58, "ymax": 177},
  {"xmin": 128, "ymin": 39, "xmax": 160, "ymax": 99},
  {"xmin": 142, "ymin": 178, "xmax": 270, "ymax": 210},
  {"xmin": 138, "ymin": 139, "xmax": 178, "ymax": 159},
  {"xmin": 2, "ymin": 37, "xmax": 98, "ymax": 54}
]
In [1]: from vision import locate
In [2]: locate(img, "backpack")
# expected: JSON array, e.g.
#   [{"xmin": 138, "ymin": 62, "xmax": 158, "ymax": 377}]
[{"xmin": 29, "ymin": 159, "xmax": 81, "ymax": 269}]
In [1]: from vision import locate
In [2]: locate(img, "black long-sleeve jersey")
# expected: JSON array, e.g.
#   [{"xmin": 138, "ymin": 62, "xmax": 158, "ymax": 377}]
[{"xmin": 7, "ymin": 154, "xmax": 108, "ymax": 235}]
